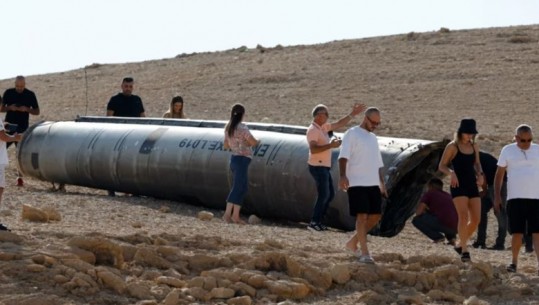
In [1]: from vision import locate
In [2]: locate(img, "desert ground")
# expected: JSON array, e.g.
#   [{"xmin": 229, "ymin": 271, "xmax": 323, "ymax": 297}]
[{"xmin": 0, "ymin": 25, "xmax": 539, "ymax": 305}]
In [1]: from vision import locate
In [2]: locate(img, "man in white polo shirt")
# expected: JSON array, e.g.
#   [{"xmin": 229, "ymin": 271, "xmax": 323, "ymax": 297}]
[
  {"xmin": 494, "ymin": 124, "xmax": 539, "ymax": 274},
  {"xmin": 306, "ymin": 103, "xmax": 365, "ymax": 232},
  {"xmin": 338, "ymin": 107, "xmax": 387, "ymax": 264}
]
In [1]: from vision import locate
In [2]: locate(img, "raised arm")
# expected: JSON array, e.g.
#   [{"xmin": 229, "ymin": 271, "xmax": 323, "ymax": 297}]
[{"xmin": 329, "ymin": 103, "xmax": 366, "ymax": 131}]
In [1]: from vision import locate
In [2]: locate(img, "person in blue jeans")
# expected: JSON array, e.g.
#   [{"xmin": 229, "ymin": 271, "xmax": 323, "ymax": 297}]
[
  {"xmin": 306, "ymin": 103, "xmax": 365, "ymax": 231},
  {"xmin": 223, "ymin": 103, "xmax": 259, "ymax": 225},
  {"xmin": 412, "ymin": 178, "xmax": 458, "ymax": 245}
]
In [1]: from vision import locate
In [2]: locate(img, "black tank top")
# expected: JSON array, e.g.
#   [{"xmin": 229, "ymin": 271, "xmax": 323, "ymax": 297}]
[{"xmin": 451, "ymin": 144, "xmax": 476, "ymax": 185}]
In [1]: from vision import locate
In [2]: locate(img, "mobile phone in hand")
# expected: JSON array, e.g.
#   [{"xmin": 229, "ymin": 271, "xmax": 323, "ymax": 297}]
[{"xmin": 5, "ymin": 124, "xmax": 18, "ymax": 133}]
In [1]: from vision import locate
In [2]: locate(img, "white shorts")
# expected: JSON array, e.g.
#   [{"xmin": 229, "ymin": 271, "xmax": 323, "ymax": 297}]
[{"xmin": 0, "ymin": 166, "xmax": 5, "ymax": 188}]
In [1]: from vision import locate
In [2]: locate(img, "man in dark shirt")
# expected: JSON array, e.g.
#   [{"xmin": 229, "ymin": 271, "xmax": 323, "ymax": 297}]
[
  {"xmin": 412, "ymin": 178, "xmax": 458, "ymax": 244},
  {"xmin": 106, "ymin": 77, "xmax": 145, "ymax": 117},
  {"xmin": 0, "ymin": 76, "xmax": 40, "ymax": 186},
  {"xmin": 105, "ymin": 77, "xmax": 145, "ymax": 196},
  {"xmin": 473, "ymin": 151, "xmax": 508, "ymax": 250}
]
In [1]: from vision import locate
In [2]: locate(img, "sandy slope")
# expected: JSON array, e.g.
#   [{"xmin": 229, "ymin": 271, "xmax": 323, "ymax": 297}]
[{"xmin": 0, "ymin": 25, "xmax": 539, "ymax": 304}]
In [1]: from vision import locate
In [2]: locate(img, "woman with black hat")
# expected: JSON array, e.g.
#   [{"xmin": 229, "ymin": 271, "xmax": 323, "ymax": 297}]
[{"xmin": 438, "ymin": 118, "xmax": 484, "ymax": 262}]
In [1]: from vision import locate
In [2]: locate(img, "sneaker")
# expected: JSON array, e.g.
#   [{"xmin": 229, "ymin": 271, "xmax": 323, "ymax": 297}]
[
  {"xmin": 307, "ymin": 223, "xmax": 323, "ymax": 232},
  {"xmin": 506, "ymin": 263, "xmax": 517, "ymax": 273},
  {"xmin": 107, "ymin": 190, "xmax": 116, "ymax": 197},
  {"xmin": 433, "ymin": 238, "xmax": 445, "ymax": 244},
  {"xmin": 487, "ymin": 244, "xmax": 505, "ymax": 251},
  {"xmin": 472, "ymin": 241, "xmax": 486, "ymax": 249},
  {"xmin": 461, "ymin": 252, "xmax": 471, "ymax": 262},
  {"xmin": 358, "ymin": 255, "xmax": 375, "ymax": 264},
  {"xmin": 319, "ymin": 224, "xmax": 329, "ymax": 231},
  {"xmin": 0, "ymin": 223, "xmax": 10, "ymax": 231},
  {"xmin": 16, "ymin": 177, "xmax": 24, "ymax": 187}
]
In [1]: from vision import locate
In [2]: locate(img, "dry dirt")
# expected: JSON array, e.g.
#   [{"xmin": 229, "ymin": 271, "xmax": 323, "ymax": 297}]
[{"xmin": 0, "ymin": 25, "xmax": 539, "ymax": 304}]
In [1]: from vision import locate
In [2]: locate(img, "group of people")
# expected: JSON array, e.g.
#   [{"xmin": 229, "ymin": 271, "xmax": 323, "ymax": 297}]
[
  {"xmin": 0, "ymin": 76, "xmax": 189, "ymax": 224},
  {"xmin": 414, "ymin": 119, "xmax": 538, "ymax": 273},
  {"xmin": 2, "ymin": 75, "xmax": 538, "ymax": 274},
  {"xmin": 302, "ymin": 104, "xmax": 538, "ymax": 273}
]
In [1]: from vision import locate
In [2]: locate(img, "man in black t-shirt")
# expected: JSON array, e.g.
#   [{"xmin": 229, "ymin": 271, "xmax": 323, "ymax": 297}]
[
  {"xmin": 105, "ymin": 77, "xmax": 145, "ymax": 196},
  {"xmin": 106, "ymin": 77, "xmax": 145, "ymax": 117},
  {"xmin": 473, "ymin": 151, "xmax": 508, "ymax": 250},
  {"xmin": 0, "ymin": 76, "xmax": 40, "ymax": 186}
]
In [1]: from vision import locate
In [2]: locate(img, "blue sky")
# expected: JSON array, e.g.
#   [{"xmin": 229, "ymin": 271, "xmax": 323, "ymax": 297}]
[{"xmin": 1, "ymin": 0, "xmax": 538, "ymax": 80}]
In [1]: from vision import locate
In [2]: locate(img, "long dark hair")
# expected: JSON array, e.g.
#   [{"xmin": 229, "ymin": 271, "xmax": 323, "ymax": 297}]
[{"xmin": 226, "ymin": 103, "xmax": 245, "ymax": 137}]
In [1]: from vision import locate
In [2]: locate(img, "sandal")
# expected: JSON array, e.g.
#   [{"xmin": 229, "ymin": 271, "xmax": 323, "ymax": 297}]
[
  {"xmin": 461, "ymin": 252, "xmax": 471, "ymax": 262},
  {"xmin": 506, "ymin": 263, "xmax": 517, "ymax": 273}
]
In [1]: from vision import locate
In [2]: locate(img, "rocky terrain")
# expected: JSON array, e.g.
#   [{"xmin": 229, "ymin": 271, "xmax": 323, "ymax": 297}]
[{"xmin": 0, "ymin": 24, "xmax": 539, "ymax": 304}]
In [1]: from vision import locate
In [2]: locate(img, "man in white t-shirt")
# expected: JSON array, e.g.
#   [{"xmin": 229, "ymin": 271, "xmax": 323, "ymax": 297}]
[
  {"xmin": 305, "ymin": 103, "xmax": 365, "ymax": 232},
  {"xmin": 0, "ymin": 118, "xmax": 23, "ymax": 231},
  {"xmin": 494, "ymin": 124, "xmax": 539, "ymax": 274},
  {"xmin": 338, "ymin": 107, "xmax": 387, "ymax": 264}
]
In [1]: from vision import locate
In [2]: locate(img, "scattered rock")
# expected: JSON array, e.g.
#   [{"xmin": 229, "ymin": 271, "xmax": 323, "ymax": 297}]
[
  {"xmin": 330, "ymin": 264, "xmax": 351, "ymax": 284},
  {"xmin": 227, "ymin": 295, "xmax": 252, "ymax": 305},
  {"xmin": 248, "ymin": 215, "xmax": 261, "ymax": 225},
  {"xmin": 198, "ymin": 211, "xmax": 214, "ymax": 221},
  {"xmin": 21, "ymin": 204, "xmax": 49, "ymax": 222}
]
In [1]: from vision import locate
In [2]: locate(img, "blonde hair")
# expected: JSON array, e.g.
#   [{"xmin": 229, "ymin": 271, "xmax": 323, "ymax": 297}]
[{"xmin": 163, "ymin": 96, "xmax": 185, "ymax": 119}]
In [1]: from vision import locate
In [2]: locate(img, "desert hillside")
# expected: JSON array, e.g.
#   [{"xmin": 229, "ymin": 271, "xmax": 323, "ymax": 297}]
[{"xmin": 0, "ymin": 25, "xmax": 539, "ymax": 305}]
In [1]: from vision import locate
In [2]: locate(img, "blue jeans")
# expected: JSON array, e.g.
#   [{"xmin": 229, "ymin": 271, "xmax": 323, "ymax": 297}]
[
  {"xmin": 226, "ymin": 156, "xmax": 251, "ymax": 206},
  {"xmin": 308, "ymin": 165, "xmax": 335, "ymax": 224},
  {"xmin": 412, "ymin": 213, "xmax": 457, "ymax": 242}
]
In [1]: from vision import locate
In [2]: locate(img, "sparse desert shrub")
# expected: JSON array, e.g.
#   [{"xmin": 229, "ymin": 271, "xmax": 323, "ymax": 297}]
[
  {"xmin": 406, "ymin": 32, "xmax": 418, "ymax": 41},
  {"xmin": 508, "ymin": 34, "xmax": 533, "ymax": 43},
  {"xmin": 439, "ymin": 27, "xmax": 450, "ymax": 33},
  {"xmin": 85, "ymin": 63, "xmax": 102, "ymax": 69}
]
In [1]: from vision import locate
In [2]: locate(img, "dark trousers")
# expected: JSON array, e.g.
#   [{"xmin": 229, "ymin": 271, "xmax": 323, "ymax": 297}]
[
  {"xmin": 476, "ymin": 184, "xmax": 507, "ymax": 246},
  {"xmin": 412, "ymin": 213, "xmax": 457, "ymax": 242},
  {"xmin": 308, "ymin": 165, "xmax": 335, "ymax": 224}
]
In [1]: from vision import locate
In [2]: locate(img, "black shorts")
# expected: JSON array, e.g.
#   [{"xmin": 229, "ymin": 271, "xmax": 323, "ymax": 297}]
[
  {"xmin": 507, "ymin": 198, "xmax": 539, "ymax": 234},
  {"xmin": 450, "ymin": 184, "xmax": 479, "ymax": 199},
  {"xmin": 347, "ymin": 186, "xmax": 382, "ymax": 216}
]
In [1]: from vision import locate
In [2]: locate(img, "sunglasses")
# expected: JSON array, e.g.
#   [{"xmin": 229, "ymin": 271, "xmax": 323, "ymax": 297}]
[
  {"xmin": 519, "ymin": 138, "xmax": 532, "ymax": 143},
  {"xmin": 366, "ymin": 116, "xmax": 381, "ymax": 126}
]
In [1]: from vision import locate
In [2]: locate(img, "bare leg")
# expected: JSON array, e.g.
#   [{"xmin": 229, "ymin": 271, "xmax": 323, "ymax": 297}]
[
  {"xmin": 511, "ymin": 233, "xmax": 523, "ymax": 265},
  {"xmin": 465, "ymin": 197, "xmax": 482, "ymax": 242},
  {"xmin": 366, "ymin": 214, "xmax": 381, "ymax": 231},
  {"xmin": 453, "ymin": 196, "xmax": 471, "ymax": 252},
  {"xmin": 222, "ymin": 202, "xmax": 233, "ymax": 223},
  {"xmin": 231, "ymin": 204, "xmax": 246, "ymax": 225},
  {"xmin": 356, "ymin": 214, "xmax": 370, "ymax": 255},
  {"xmin": 346, "ymin": 214, "xmax": 381, "ymax": 254},
  {"xmin": 346, "ymin": 216, "xmax": 361, "ymax": 253}
]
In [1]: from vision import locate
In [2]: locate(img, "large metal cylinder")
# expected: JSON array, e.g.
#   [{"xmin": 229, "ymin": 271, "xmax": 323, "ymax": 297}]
[{"xmin": 18, "ymin": 117, "xmax": 447, "ymax": 237}]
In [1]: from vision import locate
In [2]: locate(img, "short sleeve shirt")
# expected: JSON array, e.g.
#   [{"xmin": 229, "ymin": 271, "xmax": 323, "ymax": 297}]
[
  {"xmin": 2, "ymin": 88, "xmax": 39, "ymax": 132},
  {"xmin": 306, "ymin": 122, "xmax": 332, "ymax": 167},
  {"xmin": 338, "ymin": 126, "xmax": 383, "ymax": 186},
  {"xmin": 225, "ymin": 123, "xmax": 254, "ymax": 158},
  {"xmin": 498, "ymin": 143, "xmax": 539, "ymax": 200},
  {"xmin": 107, "ymin": 93, "xmax": 145, "ymax": 117}
]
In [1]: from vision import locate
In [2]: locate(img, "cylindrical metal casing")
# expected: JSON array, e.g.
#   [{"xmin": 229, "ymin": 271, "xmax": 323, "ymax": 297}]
[{"xmin": 18, "ymin": 117, "xmax": 447, "ymax": 236}]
